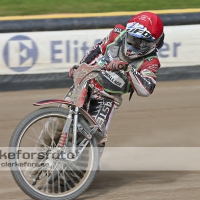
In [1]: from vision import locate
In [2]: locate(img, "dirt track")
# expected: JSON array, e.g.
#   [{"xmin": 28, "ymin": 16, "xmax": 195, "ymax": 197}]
[{"xmin": 1, "ymin": 79, "xmax": 200, "ymax": 199}]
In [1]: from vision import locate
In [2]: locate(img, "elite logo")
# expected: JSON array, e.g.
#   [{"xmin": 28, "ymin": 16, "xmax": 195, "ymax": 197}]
[{"xmin": 3, "ymin": 35, "xmax": 38, "ymax": 72}]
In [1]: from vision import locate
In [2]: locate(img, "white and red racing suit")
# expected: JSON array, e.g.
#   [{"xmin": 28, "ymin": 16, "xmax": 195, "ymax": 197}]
[
  {"xmin": 80, "ymin": 24, "xmax": 160, "ymax": 97},
  {"xmin": 65, "ymin": 24, "xmax": 161, "ymax": 143}
]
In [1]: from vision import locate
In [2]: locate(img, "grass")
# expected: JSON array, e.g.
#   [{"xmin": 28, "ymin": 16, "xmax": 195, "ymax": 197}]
[{"xmin": 0, "ymin": 0, "xmax": 199, "ymax": 16}]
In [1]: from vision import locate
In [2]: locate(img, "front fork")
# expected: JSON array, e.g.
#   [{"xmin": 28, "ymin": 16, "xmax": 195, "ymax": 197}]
[
  {"xmin": 59, "ymin": 106, "xmax": 79, "ymax": 159},
  {"xmin": 71, "ymin": 106, "xmax": 79, "ymax": 157},
  {"xmin": 61, "ymin": 106, "xmax": 92, "ymax": 160}
]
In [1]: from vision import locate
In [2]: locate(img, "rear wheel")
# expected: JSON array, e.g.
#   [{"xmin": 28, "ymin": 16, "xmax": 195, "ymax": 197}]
[{"xmin": 9, "ymin": 107, "xmax": 99, "ymax": 200}]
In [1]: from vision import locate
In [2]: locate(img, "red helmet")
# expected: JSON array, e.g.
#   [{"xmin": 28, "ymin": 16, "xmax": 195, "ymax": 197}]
[{"xmin": 124, "ymin": 12, "xmax": 164, "ymax": 59}]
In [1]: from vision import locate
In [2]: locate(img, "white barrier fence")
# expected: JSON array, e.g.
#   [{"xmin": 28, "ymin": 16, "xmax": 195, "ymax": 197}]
[{"xmin": 0, "ymin": 24, "xmax": 199, "ymax": 75}]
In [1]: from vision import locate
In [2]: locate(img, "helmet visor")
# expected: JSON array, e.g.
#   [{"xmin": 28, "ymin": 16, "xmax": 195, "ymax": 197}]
[{"xmin": 126, "ymin": 32, "xmax": 154, "ymax": 50}]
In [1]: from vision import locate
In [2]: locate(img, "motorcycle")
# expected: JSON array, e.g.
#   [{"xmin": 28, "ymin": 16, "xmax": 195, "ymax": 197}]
[{"xmin": 9, "ymin": 63, "xmax": 123, "ymax": 200}]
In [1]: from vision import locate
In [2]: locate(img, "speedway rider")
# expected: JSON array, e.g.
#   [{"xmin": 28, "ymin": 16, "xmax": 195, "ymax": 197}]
[
  {"xmin": 67, "ymin": 11, "xmax": 164, "ymax": 146},
  {"xmin": 32, "ymin": 11, "xmax": 165, "ymax": 174}
]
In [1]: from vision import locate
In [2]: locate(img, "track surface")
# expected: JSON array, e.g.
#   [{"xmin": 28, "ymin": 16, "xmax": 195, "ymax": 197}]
[{"xmin": 1, "ymin": 79, "xmax": 200, "ymax": 199}]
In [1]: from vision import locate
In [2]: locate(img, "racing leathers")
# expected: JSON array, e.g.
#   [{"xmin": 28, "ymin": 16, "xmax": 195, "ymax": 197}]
[
  {"xmin": 66, "ymin": 24, "xmax": 161, "ymax": 143},
  {"xmin": 37, "ymin": 24, "xmax": 161, "ymax": 157},
  {"xmin": 79, "ymin": 24, "xmax": 160, "ymax": 97}
]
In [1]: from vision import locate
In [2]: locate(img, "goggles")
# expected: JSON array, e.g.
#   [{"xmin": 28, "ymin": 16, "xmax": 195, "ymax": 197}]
[{"xmin": 126, "ymin": 32, "xmax": 154, "ymax": 50}]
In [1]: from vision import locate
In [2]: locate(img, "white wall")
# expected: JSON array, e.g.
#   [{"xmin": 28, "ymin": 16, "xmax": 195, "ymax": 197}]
[{"xmin": 0, "ymin": 24, "xmax": 199, "ymax": 75}]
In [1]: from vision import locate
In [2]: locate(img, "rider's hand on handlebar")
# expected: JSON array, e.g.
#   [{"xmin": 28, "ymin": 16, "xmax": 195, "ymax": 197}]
[
  {"xmin": 69, "ymin": 65, "xmax": 79, "ymax": 79},
  {"xmin": 106, "ymin": 59, "xmax": 128, "ymax": 72}
]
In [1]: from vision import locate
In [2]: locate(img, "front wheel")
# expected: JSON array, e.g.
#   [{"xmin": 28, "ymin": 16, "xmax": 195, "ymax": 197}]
[{"xmin": 9, "ymin": 107, "xmax": 99, "ymax": 200}]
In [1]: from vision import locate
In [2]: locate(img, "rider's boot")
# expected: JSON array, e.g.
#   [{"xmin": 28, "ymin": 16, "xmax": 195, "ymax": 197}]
[
  {"xmin": 27, "ymin": 117, "xmax": 65, "ymax": 178},
  {"xmin": 37, "ymin": 117, "xmax": 65, "ymax": 147}
]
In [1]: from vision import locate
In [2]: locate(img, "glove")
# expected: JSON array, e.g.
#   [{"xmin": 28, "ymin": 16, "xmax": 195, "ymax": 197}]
[
  {"xmin": 69, "ymin": 65, "xmax": 79, "ymax": 79},
  {"xmin": 106, "ymin": 59, "xmax": 128, "ymax": 72}
]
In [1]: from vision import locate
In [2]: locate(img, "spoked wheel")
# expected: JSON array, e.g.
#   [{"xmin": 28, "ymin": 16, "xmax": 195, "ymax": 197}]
[{"xmin": 9, "ymin": 107, "xmax": 99, "ymax": 200}]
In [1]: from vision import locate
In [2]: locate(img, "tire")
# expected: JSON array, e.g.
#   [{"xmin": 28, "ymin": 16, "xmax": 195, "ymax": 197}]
[{"xmin": 9, "ymin": 107, "xmax": 99, "ymax": 200}]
